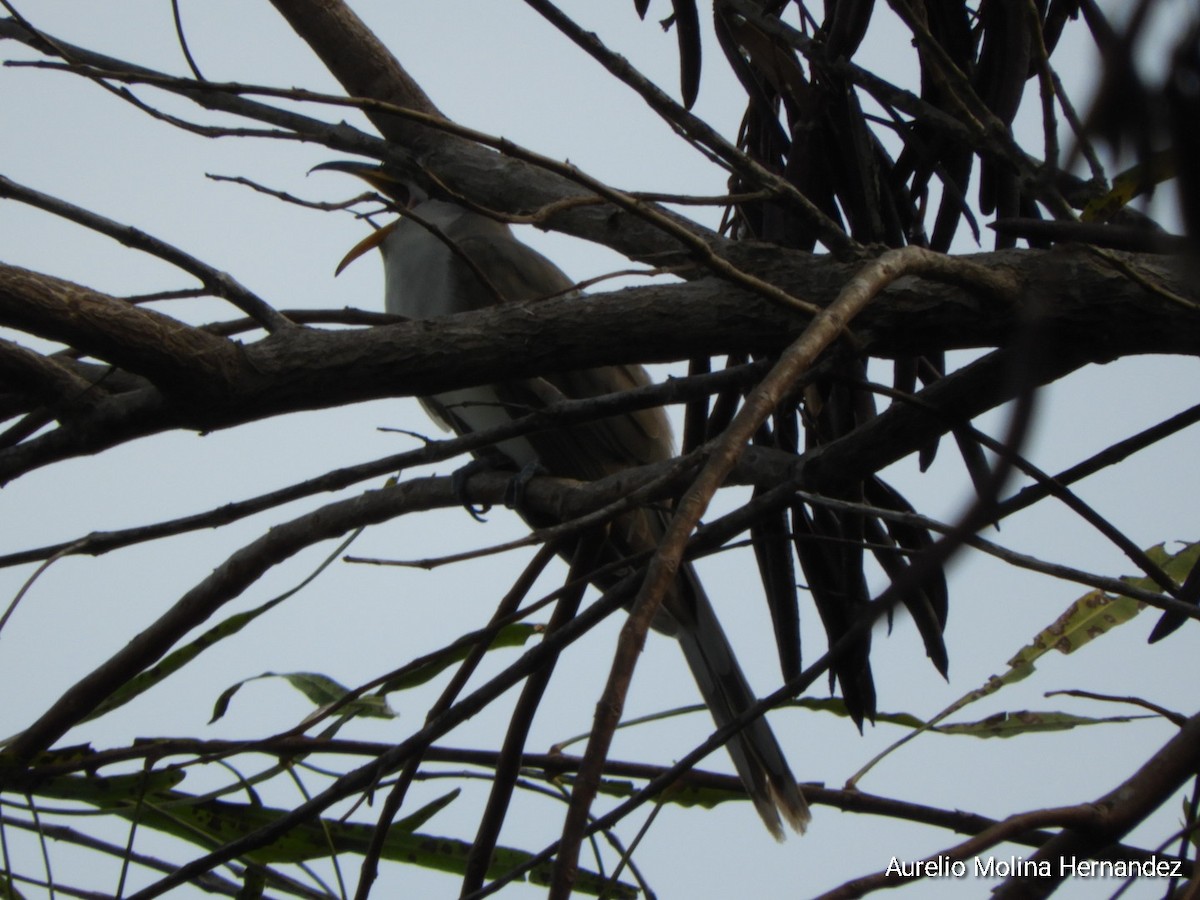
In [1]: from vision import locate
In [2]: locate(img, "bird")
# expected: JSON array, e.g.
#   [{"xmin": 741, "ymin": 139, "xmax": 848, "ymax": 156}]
[{"xmin": 317, "ymin": 161, "xmax": 810, "ymax": 839}]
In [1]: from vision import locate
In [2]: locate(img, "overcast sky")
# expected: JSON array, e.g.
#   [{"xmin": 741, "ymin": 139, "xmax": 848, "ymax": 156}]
[{"xmin": 2, "ymin": 3, "xmax": 1198, "ymax": 898}]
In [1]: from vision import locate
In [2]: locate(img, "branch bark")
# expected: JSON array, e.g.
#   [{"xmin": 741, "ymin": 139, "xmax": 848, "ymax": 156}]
[{"xmin": 2, "ymin": 245, "xmax": 1196, "ymax": 483}]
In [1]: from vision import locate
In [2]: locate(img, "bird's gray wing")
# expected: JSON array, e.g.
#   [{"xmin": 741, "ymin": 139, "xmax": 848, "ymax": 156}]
[
  {"xmin": 444, "ymin": 218, "xmax": 568, "ymax": 310},
  {"xmin": 448, "ymin": 225, "xmax": 674, "ymax": 476},
  {"xmin": 440, "ymin": 219, "xmax": 808, "ymax": 839}
]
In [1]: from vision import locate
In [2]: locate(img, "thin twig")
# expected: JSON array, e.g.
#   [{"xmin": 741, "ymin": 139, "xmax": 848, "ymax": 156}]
[
  {"xmin": 522, "ymin": 0, "xmax": 858, "ymax": 258},
  {"xmin": 548, "ymin": 245, "xmax": 1017, "ymax": 895},
  {"xmin": 0, "ymin": 174, "xmax": 292, "ymax": 333}
]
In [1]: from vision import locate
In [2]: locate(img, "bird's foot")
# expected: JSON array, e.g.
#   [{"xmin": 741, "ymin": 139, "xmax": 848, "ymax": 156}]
[
  {"xmin": 504, "ymin": 460, "xmax": 547, "ymax": 509},
  {"xmin": 450, "ymin": 458, "xmax": 495, "ymax": 522}
]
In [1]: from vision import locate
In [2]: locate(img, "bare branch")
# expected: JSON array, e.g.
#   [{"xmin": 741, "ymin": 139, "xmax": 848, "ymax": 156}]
[
  {"xmin": 0, "ymin": 265, "xmax": 243, "ymax": 394},
  {"xmin": 0, "ymin": 174, "xmax": 292, "ymax": 332}
]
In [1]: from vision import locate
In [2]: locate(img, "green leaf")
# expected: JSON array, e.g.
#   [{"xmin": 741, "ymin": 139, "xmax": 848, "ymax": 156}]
[
  {"xmin": 210, "ymin": 672, "xmax": 396, "ymax": 724},
  {"xmin": 377, "ymin": 623, "xmax": 542, "ymax": 694},
  {"xmin": 25, "ymin": 769, "xmax": 185, "ymax": 804},
  {"xmin": 555, "ymin": 696, "xmax": 929, "ymax": 756},
  {"xmin": 784, "ymin": 696, "xmax": 928, "ymax": 730},
  {"xmin": 589, "ymin": 775, "xmax": 745, "ymax": 811},
  {"xmin": 84, "ymin": 598, "xmax": 287, "ymax": 726},
  {"xmin": 785, "ymin": 697, "xmax": 1147, "ymax": 737},
  {"xmin": 205, "ymin": 622, "xmax": 540, "ymax": 727},
  {"xmin": 997, "ymin": 541, "xmax": 1200, "ymax": 681},
  {"xmin": 1082, "ymin": 149, "xmax": 1177, "ymax": 222},
  {"xmin": 1128, "ymin": 541, "xmax": 1200, "ymax": 589},
  {"xmin": 847, "ymin": 541, "xmax": 1199, "ymax": 785},
  {"xmin": 83, "ymin": 526, "xmax": 368, "ymax": 727},
  {"xmin": 933, "ymin": 710, "xmax": 1150, "ymax": 738},
  {"xmin": 35, "ymin": 778, "xmax": 633, "ymax": 898},
  {"xmin": 392, "ymin": 789, "xmax": 460, "ymax": 833},
  {"xmin": 950, "ymin": 540, "xmax": 1198, "ymax": 708}
]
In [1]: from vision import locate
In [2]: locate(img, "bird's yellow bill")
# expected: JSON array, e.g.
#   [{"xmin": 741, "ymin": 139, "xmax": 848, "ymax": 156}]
[{"xmin": 335, "ymin": 220, "xmax": 399, "ymax": 276}]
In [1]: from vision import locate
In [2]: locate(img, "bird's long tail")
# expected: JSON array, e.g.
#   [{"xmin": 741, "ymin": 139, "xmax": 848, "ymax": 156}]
[{"xmin": 673, "ymin": 569, "xmax": 811, "ymax": 840}]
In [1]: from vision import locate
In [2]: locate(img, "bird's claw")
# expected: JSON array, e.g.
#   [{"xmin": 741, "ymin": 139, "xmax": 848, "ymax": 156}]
[
  {"xmin": 503, "ymin": 460, "xmax": 547, "ymax": 509},
  {"xmin": 449, "ymin": 457, "xmax": 545, "ymax": 519},
  {"xmin": 450, "ymin": 458, "xmax": 494, "ymax": 522}
]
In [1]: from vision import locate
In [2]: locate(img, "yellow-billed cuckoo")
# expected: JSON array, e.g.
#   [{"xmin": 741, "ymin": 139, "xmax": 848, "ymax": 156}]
[{"xmin": 320, "ymin": 162, "xmax": 810, "ymax": 838}]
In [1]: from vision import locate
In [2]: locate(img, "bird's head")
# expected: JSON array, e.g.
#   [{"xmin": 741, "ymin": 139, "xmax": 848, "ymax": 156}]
[{"xmin": 310, "ymin": 160, "xmax": 429, "ymax": 274}]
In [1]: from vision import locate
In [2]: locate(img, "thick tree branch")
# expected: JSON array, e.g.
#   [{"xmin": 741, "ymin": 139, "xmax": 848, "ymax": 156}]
[
  {"xmin": 0, "ymin": 174, "xmax": 293, "ymax": 333},
  {"xmin": 266, "ymin": 0, "xmax": 441, "ymax": 131},
  {"xmin": 3, "ymin": 6, "xmax": 1199, "ymax": 895},
  {"xmin": 993, "ymin": 710, "xmax": 1200, "ymax": 899},
  {"xmin": 0, "ymin": 336, "xmax": 99, "ymax": 415},
  {"xmin": 1, "ymin": 468, "xmax": 595, "ymax": 762},
  {"xmin": 2, "ymin": 245, "xmax": 1196, "ymax": 483},
  {"xmin": 15, "ymin": 738, "xmax": 1192, "ymax": 877},
  {"xmin": 0, "ymin": 265, "xmax": 244, "ymax": 396}
]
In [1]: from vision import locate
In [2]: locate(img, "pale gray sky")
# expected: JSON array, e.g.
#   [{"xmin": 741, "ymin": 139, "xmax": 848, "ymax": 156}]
[{"xmin": 2, "ymin": 3, "xmax": 1197, "ymax": 898}]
